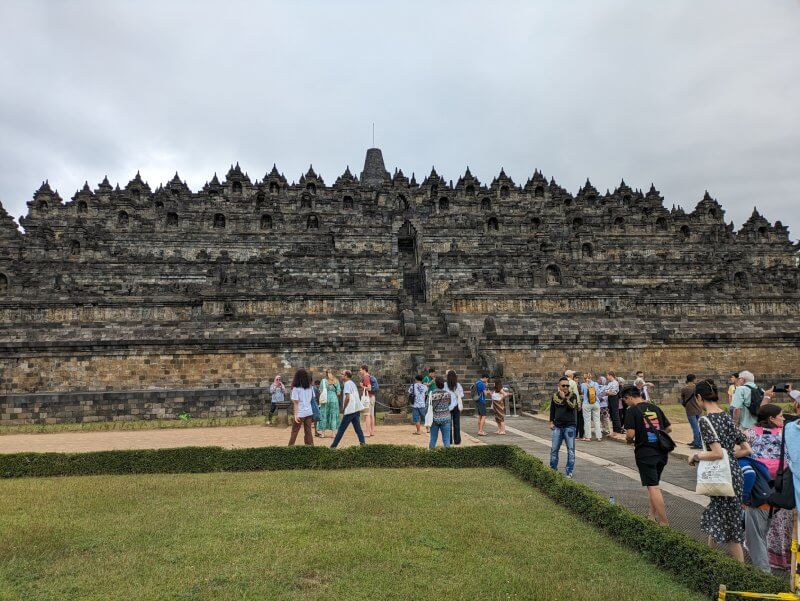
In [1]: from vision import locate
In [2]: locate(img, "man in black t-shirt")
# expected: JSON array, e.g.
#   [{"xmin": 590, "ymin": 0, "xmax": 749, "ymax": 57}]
[{"xmin": 622, "ymin": 385, "xmax": 672, "ymax": 526}]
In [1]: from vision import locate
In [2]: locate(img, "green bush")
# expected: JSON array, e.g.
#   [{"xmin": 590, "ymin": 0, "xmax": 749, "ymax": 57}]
[{"xmin": 0, "ymin": 442, "xmax": 785, "ymax": 597}]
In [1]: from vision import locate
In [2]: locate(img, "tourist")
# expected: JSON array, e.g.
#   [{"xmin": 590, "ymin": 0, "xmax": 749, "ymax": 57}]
[
  {"xmin": 408, "ymin": 374, "xmax": 428, "ymax": 435},
  {"xmin": 622, "ymin": 384, "xmax": 672, "ymax": 525},
  {"xmin": 681, "ymin": 374, "xmax": 702, "ymax": 449},
  {"xmin": 634, "ymin": 377, "xmax": 652, "ymax": 403},
  {"xmin": 331, "ymin": 369, "xmax": 366, "ymax": 448},
  {"xmin": 597, "ymin": 375, "xmax": 611, "ymax": 436},
  {"xmin": 423, "ymin": 367, "xmax": 436, "ymax": 393},
  {"xmin": 728, "ymin": 373, "xmax": 739, "ymax": 405},
  {"xmin": 429, "ymin": 375, "xmax": 455, "ymax": 449},
  {"xmin": 359, "ymin": 365, "xmax": 377, "ymax": 437},
  {"xmin": 606, "ymin": 371, "xmax": 623, "ymax": 435},
  {"xmin": 445, "ymin": 369, "xmax": 464, "ymax": 445},
  {"xmin": 288, "ymin": 368, "xmax": 315, "ymax": 446},
  {"xmin": 731, "ymin": 370, "xmax": 761, "ymax": 432},
  {"xmin": 565, "ymin": 370, "xmax": 584, "ymax": 439},
  {"xmin": 742, "ymin": 404, "xmax": 792, "ymax": 573},
  {"xmin": 268, "ymin": 374, "xmax": 286, "ymax": 424},
  {"xmin": 491, "ymin": 379, "xmax": 509, "ymax": 435},
  {"xmin": 317, "ymin": 369, "xmax": 341, "ymax": 439},
  {"xmin": 550, "ymin": 376, "xmax": 578, "ymax": 477},
  {"xmin": 312, "ymin": 379, "xmax": 322, "ymax": 437},
  {"xmin": 580, "ymin": 372, "xmax": 602, "ymax": 441},
  {"xmin": 618, "ymin": 375, "xmax": 628, "ymax": 424},
  {"xmin": 475, "ymin": 374, "xmax": 489, "ymax": 436},
  {"xmin": 687, "ymin": 379, "xmax": 752, "ymax": 562}
]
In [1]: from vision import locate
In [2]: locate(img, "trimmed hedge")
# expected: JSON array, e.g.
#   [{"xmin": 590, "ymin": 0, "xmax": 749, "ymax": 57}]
[{"xmin": 0, "ymin": 442, "xmax": 787, "ymax": 598}]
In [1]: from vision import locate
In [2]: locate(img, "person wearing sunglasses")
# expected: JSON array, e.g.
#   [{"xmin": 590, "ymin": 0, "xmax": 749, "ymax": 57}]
[{"xmin": 549, "ymin": 376, "xmax": 579, "ymax": 478}]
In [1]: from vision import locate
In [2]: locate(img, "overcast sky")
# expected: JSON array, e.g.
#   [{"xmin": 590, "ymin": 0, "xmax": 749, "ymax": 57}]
[{"xmin": 1, "ymin": 0, "xmax": 798, "ymax": 240}]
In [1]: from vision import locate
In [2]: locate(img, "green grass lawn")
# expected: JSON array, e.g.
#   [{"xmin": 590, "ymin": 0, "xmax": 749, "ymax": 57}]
[{"xmin": 0, "ymin": 468, "xmax": 704, "ymax": 601}]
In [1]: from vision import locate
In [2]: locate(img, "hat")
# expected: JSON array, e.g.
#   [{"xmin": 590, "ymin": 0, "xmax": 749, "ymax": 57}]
[{"xmin": 789, "ymin": 390, "xmax": 800, "ymax": 403}]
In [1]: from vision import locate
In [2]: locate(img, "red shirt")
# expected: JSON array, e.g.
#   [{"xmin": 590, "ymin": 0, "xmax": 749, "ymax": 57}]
[{"xmin": 361, "ymin": 375, "xmax": 374, "ymax": 396}]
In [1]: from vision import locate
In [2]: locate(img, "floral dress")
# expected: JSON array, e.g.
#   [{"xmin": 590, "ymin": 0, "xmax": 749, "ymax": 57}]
[
  {"xmin": 699, "ymin": 412, "xmax": 746, "ymax": 544},
  {"xmin": 317, "ymin": 379, "xmax": 341, "ymax": 431}
]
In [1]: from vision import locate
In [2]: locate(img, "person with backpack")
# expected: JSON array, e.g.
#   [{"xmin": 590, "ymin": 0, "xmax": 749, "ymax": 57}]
[
  {"xmin": 580, "ymin": 373, "xmax": 602, "ymax": 441},
  {"xmin": 731, "ymin": 370, "xmax": 765, "ymax": 432},
  {"xmin": 742, "ymin": 404, "xmax": 792, "ymax": 573},
  {"xmin": 622, "ymin": 384, "xmax": 674, "ymax": 525},
  {"xmin": 687, "ymin": 379, "xmax": 752, "ymax": 562}
]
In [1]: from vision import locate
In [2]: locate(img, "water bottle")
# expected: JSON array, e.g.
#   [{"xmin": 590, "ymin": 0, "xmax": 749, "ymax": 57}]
[{"xmin": 609, "ymin": 496, "xmax": 616, "ymax": 505}]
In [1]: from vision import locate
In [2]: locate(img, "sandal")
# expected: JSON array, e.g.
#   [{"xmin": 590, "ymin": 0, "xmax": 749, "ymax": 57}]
[{"xmin": 478, "ymin": 432, "xmax": 487, "ymax": 436}]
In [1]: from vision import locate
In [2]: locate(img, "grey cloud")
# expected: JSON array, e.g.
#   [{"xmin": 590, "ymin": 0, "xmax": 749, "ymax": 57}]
[{"xmin": 0, "ymin": 0, "xmax": 797, "ymax": 240}]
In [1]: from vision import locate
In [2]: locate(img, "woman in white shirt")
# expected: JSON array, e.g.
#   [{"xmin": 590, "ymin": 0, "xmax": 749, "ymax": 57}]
[
  {"xmin": 444, "ymin": 369, "xmax": 464, "ymax": 445},
  {"xmin": 331, "ymin": 370, "xmax": 366, "ymax": 448},
  {"xmin": 288, "ymin": 368, "xmax": 315, "ymax": 446}
]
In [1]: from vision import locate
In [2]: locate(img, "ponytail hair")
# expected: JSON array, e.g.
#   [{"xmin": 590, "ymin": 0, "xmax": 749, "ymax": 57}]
[{"xmin": 695, "ymin": 379, "xmax": 719, "ymax": 403}]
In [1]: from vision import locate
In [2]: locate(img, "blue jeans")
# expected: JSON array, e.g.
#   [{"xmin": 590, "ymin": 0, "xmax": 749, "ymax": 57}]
[
  {"xmin": 550, "ymin": 425, "xmax": 576, "ymax": 475},
  {"xmin": 429, "ymin": 420, "xmax": 451, "ymax": 449},
  {"xmin": 331, "ymin": 412, "xmax": 365, "ymax": 448},
  {"xmin": 687, "ymin": 414, "xmax": 702, "ymax": 447}
]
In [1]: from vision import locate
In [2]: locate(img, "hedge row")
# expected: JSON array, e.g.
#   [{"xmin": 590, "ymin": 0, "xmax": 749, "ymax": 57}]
[{"xmin": 0, "ymin": 443, "xmax": 787, "ymax": 597}]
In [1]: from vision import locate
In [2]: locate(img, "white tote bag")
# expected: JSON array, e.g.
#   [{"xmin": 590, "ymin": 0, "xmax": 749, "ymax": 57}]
[
  {"xmin": 318, "ymin": 380, "xmax": 327, "ymax": 405},
  {"xmin": 360, "ymin": 388, "xmax": 371, "ymax": 411},
  {"xmin": 457, "ymin": 390, "xmax": 464, "ymax": 412},
  {"xmin": 424, "ymin": 392, "xmax": 434, "ymax": 428},
  {"xmin": 695, "ymin": 416, "xmax": 735, "ymax": 497}
]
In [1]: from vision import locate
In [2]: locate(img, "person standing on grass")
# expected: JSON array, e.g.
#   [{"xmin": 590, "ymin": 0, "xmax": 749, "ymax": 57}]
[
  {"xmin": 605, "ymin": 371, "xmax": 623, "ymax": 435},
  {"xmin": 580, "ymin": 372, "xmax": 602, "ymax": 441},
  {"xmin": 331, "ymin": 370, "xmax": 366, "ymax": 448},
  {"xmin": 687, "ymin": 379, "xmax": 751, "ymax": 562},
  {"xmin": 475, "ymin": 374, "xmax": 490, "ymax": 436},
  {"xmin": 550, "ymin": 376, "xmax": 578, "ymax": 478},
  {"xmin": 359, "ymin": 365, "xmax": 377, "ymax": 437},
  {"xmin": 429, "ymin": 376, "xmax": 455, "ymax": 449},
  {"xmin": 288, "ymin": 368, "xmax": 315, "ymax": 446},
  {"xmin": 445, "ymin": 369, "xmax": 464, "ymax": 445},
  {"xmin": 408, "ymin": 374, "xmax": 428, "ymax": 435},
  {"xmin": 316, "ymin": 369, "xmax": 341, "ymax": 439},
  {"xmin": 491, "ymin": 379, "xmax": 509, "ymax": 435},
  {"xmin": 621, "ymin": 384, "xmax": 672, "ymax": 525},
  {"xmin": 680, "ymin": 374, "xmax": 702, "ymax": 449},
  {"xmin": 268, "ymin": 375, "xmax": 286, "ymax": 424}
]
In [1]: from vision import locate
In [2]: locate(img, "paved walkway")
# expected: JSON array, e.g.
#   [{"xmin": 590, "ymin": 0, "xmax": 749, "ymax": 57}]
[{"xmin": 0, "ymin": 423, "xmax": 480, "ymax": 453}]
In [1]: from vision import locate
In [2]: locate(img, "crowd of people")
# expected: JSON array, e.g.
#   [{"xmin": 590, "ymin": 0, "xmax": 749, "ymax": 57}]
[
  {"xmin": 551, "ymin": 367, "xmax": 798, "ymax": 575},
  {"xmin": 268, "ymin": 365, "xmax": 510, "ymax": 450}
]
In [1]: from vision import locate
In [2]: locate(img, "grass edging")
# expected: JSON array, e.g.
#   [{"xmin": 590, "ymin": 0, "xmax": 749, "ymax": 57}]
[{"xmin": 0, "ymin": 443, "xmax": 785, "ymax": 598}]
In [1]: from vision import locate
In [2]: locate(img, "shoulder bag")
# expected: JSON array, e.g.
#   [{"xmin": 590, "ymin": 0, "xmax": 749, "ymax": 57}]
[
  {"xmin": 318, "ymin": 380, "xmax": 328, "ymax": 404},
  {"xmin": 642, "ymin": 410, "xmax": 675, "ymax": 454},
  {"xmin": 424, "ymin": 391, "xmax": 434, "ymax": 428},
  {"xmin": 695, "ymin": 416, "xmax": 735, "ymax": 497}
]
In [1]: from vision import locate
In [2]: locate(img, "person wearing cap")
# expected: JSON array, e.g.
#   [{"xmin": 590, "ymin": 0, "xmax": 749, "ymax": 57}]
[{"xmin": 621, "ymin": 384, "xmax": 672, "ymax": 525}]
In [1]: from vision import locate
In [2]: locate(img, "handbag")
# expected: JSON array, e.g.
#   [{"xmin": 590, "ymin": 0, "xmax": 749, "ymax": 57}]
[
  {"xmin": 318, "ymin": 380, "xmax": 328, "ymax": 405},
  {"xmin": 457, "ymin": 390, "xmax": 464, "ymax": 412},
  {"xmin": 642, "ymin": 411, "xmax": 675, "ymax": 454},
  {"xmin": 360, "ymin": 389, "xmax": 371, "ymax": 411},
  {"xmin": 695, "ymin": 416, "xmax": 735, "ymax": 497},
  {"xmin": 310, "ymin": 392, "xmax": 321, "ymax": 422},
  {"xmin": 424, "ymin": 392, "xmax": 434, "ymax": 428}
]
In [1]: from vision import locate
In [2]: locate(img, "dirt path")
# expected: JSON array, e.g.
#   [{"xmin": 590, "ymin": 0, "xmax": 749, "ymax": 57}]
[{"xmin": 0, "ymin": 423, "xmax": 481, "ymax": 454}]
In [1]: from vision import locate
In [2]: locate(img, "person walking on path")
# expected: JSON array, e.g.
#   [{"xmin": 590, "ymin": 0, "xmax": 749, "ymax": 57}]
[
  {"xmin": 605, "ymin": 371, "xmax": 623, "ymax": 435},
  {"xmin": 359, "ymin": 365, "xmax": 377, "ymax": 437},
  {"xmin": 622, "ymin": 384, "xmax": 672, "ymax": 525},
  {"xmin": 268, "ymin": 375, "xmax": 286, "ymax": 424},
  {"xmin": 316, "ymin": 369, "xmax": 341, "ymax": 438},
  {"xmin": 288, "ymin": 368, "xmax": 315, "ymax": 446},
  {"xmin": 475, "ymin": 374, "xmax": 489, "ymax": 436},
  {"xmin": 681, "ymin": 374, "xmax": 702, "ymax": 449},
  {"xmin": 331, "ymin": 370, "xmax": 366, "ymax": 448},
  {"xmin": 491, "ymin": 380, "xmax": 509, "ymax": 435},
  {"xmin": 687, "ymin": 379, "xmax": 752, "ymax": 562},
  {"xmin": 580, "ymin": 373, "xmax": 602, "ymax": 441},
  {"xmin": 445, "ymin": 369, "xmax": 464, "ymax": 445},
  {"xmin": 408, "ymin": 375, "xmax": 428, "ymax": 435},
  {"xmin": 429, "ymin": 376, "xmax": 455, "ymax": 449},
  {"xmin": 549, "ymin": 376, "xmax": 578, "ymax": 478}
]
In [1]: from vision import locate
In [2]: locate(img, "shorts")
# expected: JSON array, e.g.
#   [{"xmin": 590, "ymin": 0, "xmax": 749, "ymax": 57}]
[
  {"xmin": 476, "ymin": 402, "xmax": 487, "ymax": 416},
  {"xmin": 635, "ymin": 454, "xmax": 668, "ymax": 487},
  {"xmin": 412, "ymin": 406, "xmax": 426, "ymax": 423}
]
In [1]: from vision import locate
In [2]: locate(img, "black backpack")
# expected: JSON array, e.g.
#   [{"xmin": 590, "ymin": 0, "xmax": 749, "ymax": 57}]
[
  {"xmin": 744, "ymin": 464, "xmax": 773, "ymax": 508},
  {"xmin": 767, "ymin": 417, "xmax": 797, "ymax": 512},
  {"xmin": 746, "ymin": 384, "xmax": 765, "ymax": 418}
]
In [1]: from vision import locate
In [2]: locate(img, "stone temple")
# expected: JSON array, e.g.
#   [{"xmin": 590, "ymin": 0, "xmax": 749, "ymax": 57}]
[{"xmin": 0, "ymin": 147, "xmax": 798, "ymax": 424}]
